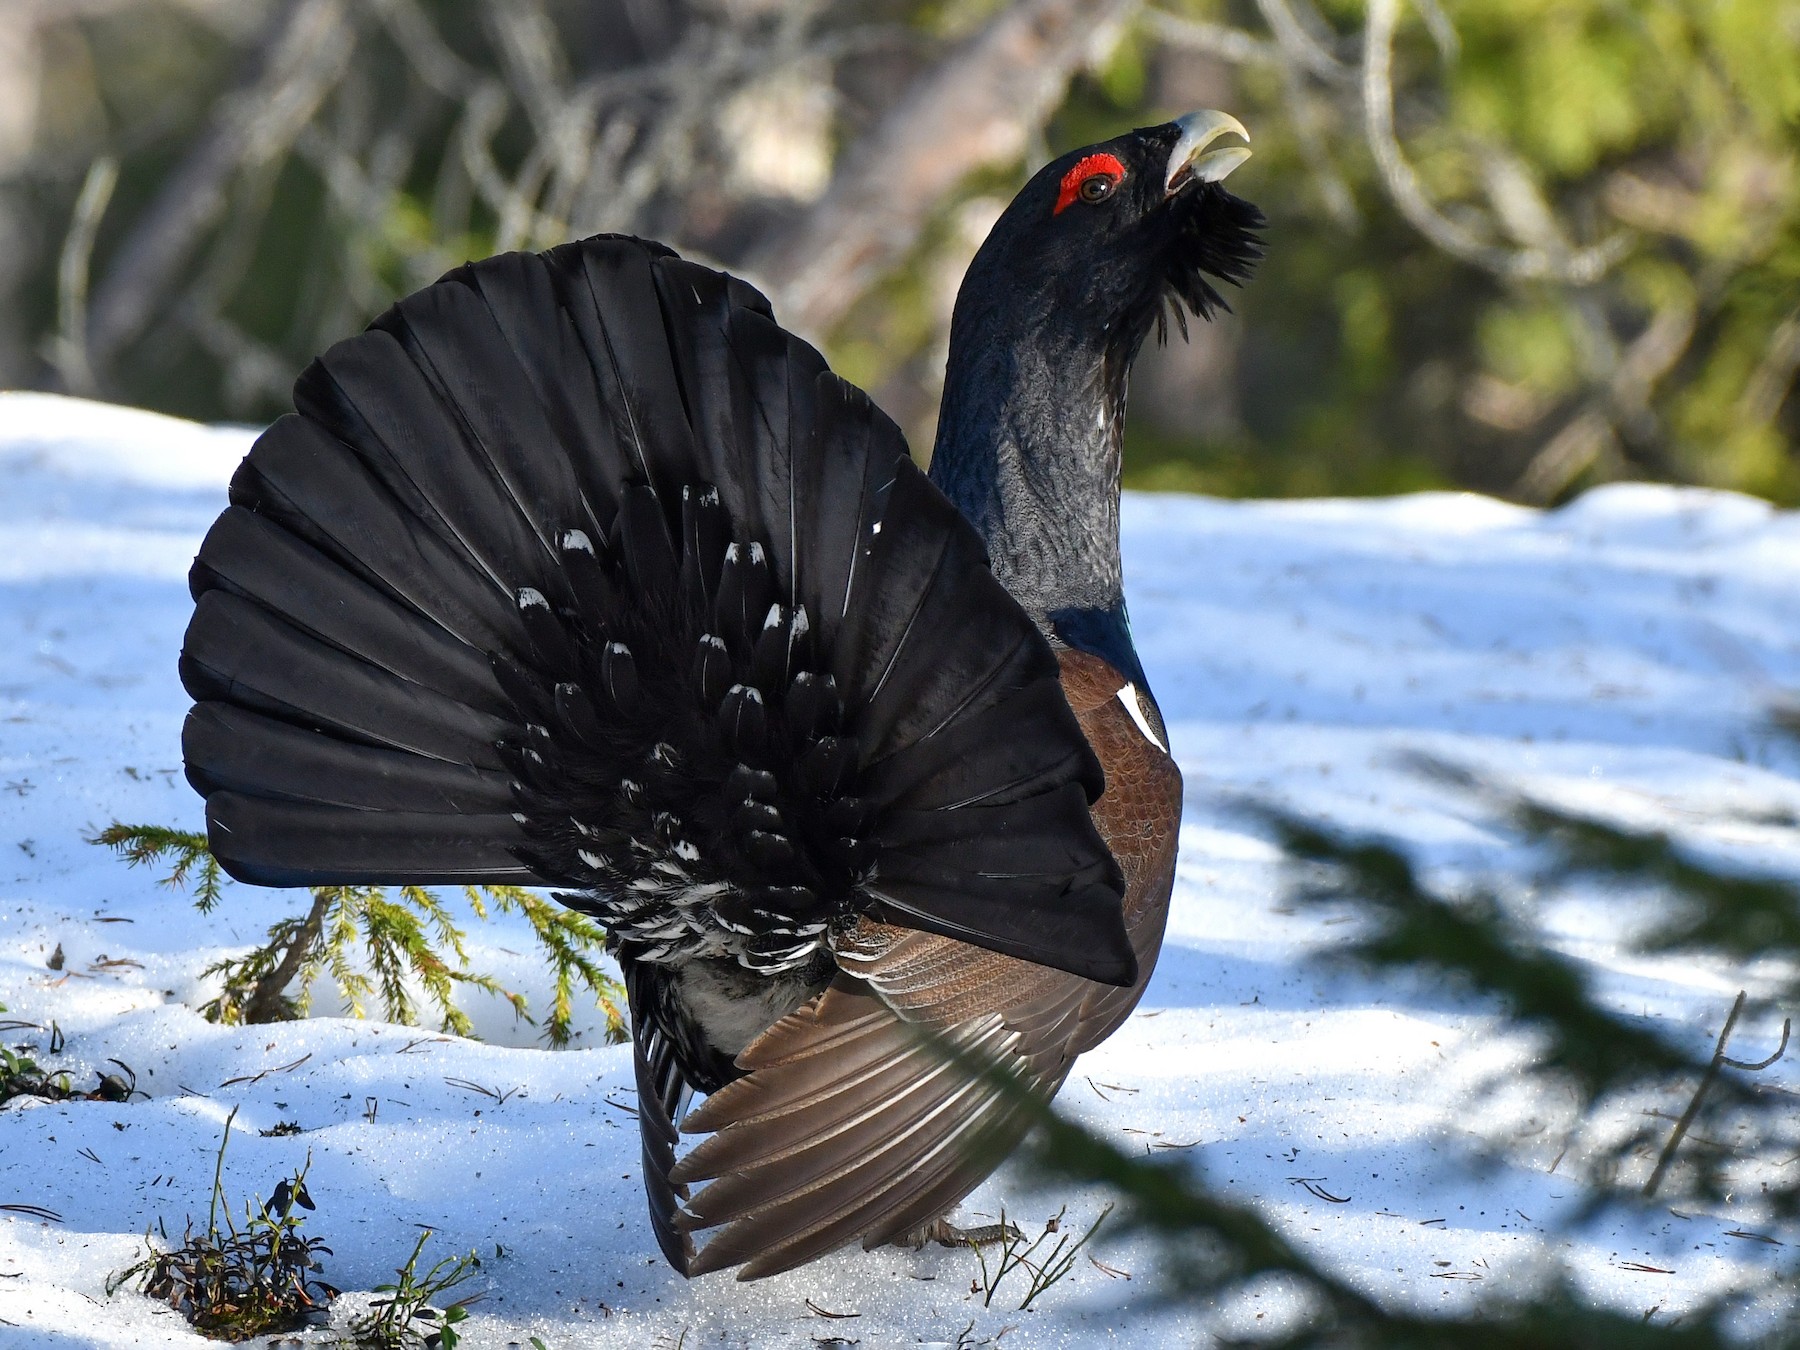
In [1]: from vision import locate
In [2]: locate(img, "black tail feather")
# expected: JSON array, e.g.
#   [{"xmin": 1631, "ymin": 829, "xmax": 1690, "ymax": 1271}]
[
  {"xmin": 190, "ymin": 506, "xmax": 505, "ymax": 714},
  {"xmin": 182, "ymin": 234, "xmax": 1132, "ymax": 986},
  {"xmin": 182, "ymin": 592, "xmax": 511, "ymax": 770},
  {"xmin": 205, "ymin": 793, "xmax": 533, "ymax": 887},
  {"xmin": 184, "ymin": 703, "xmax": 513, "ymax": 815},
  {"xmin": 228, "ymin": 416, "xmax": 527, "ymax": 657},
  {"xmin": 625, "ymin": 959, "xmax": 698, "ymax": 1276}
]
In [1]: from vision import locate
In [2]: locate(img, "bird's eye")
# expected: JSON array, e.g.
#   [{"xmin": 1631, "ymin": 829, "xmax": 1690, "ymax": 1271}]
[
  {"xmin": 1079, "ymin": 173, "xmax": 1119, "ymax": 204},
  {"xmin": 1054, "ymin": 152, "xmax": 1128, "ymax": 215}
]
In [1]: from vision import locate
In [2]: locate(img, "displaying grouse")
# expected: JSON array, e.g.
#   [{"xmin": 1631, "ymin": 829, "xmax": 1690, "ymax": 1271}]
[{"xmin": 178, "ymin": 110, "xmax": 1261, "ymax": 1279}]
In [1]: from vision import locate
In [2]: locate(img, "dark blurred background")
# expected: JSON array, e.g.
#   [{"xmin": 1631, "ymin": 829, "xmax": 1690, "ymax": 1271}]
[{"xmin": 1, "ymin": 0, "xmax": 1795, "ymax": 503}]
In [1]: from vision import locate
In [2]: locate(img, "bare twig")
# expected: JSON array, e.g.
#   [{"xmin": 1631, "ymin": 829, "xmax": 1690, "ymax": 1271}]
[
  {"xmin": 749, "ymin": 0, "xmax": 1139, "ymax": 338},
  {"xmin": 1479, "ymin": 149, "xmax": 1576, "ymax": 256},
  {"xmin": 183, "ymin": 312, "xmax": 294, "ymax": 411},
  {"xmin": 1361, "ymin": 0, "xmax": 1627, "ymax": 285},
  {"xmin": 86, "ymin": 0, "xmax": 357, "ymax": 374},
  {"xmin": 1410, "ymin": 0, "xmax": 1461, "ymax": 64},
  {"xmin": 485, "ymin": 2, "xmax": 573, "ymax": 168},
  {"xmin": 0, "ymin": 1204, "xmax": 63, "ymax": 1222},
  {"xmin": 1513, "ymin": 296, "xmax": 1697, "ymax": 501},
  {"xmin": 50, "ymin": 154, "xmax": 118, "ymax": 397},
  {"xmin": 1722, "ymin": 1019, "xmax": 1791, "ymax": 1072},
  {"xmin": 443, "ymin": 1077, "xmax": 521, "ymax": 1105},
  {"xmin": 1512, "ymin": 408, "xmax": 1617, "ymax": 505},
  {"xmin": 1142, "ymin": 10, "xmax": 1280, "ymax": 69},
  {"xmin": 1276, "ymin": 52, "xmax": 1359, "ymax": 229},
  {"xmin": 1644, "ymin": 991, "xmax": 1791, "ymax": 1198},
  {"xmin": 1738, "ymin": 307, "xmax": 1800, "ymax": 428},
  {"xmin": 1291, "ymin": 1177, "xmax": 1351, "ymax": 1203},
  {"xmin": 1255, "ymin": 0, "xmax": 1354, "ymax": 84},
  {"xmin": 582, "ymin": 20, "xmax": 746, "ymax": 238},
  {"xmin": 456, "ymin": 79, "xmax": 517, "ymax": 228},
  {"xmin": 365, "ymin": 0, "xmax": 476, "ymax": 97},
  {"xmin": 1155, "ymin": 7, "xmax": 1359, "ymax": 225},
  {"xmin": 218, "ymin": 1054, "xmax": 312, "ymax": 1090}
]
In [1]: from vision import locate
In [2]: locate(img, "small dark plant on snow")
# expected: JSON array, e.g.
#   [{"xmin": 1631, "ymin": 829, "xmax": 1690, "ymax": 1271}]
[
  {"xmin": 0, "ymin": 1002, "xmax": 141, "ymax": 1105},
  {"xmin": 108, "ymin": 1107, "xmax": 335, "ymax": 1339},
  {"xmin": 93, "ymin": 822, "xmax": 627, "ymax": 1045},
  {"xmin": 966, "ymin": 1203, "xmax": 1112, "ymax": 1311},
  {"xmin": 344, "ymin": 1229, "xmax": 481, "ymax": 1350}
]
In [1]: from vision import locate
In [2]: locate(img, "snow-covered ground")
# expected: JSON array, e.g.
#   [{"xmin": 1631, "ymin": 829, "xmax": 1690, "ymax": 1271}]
[{"xmin": 2, "ymin": 390, "xmax": 1798, "ymax": 1346}]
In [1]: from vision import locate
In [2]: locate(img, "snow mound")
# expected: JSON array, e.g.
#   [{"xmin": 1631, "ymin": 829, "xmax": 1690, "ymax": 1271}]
[{"xmin": 2, "ymin": 393, "xmax": 1797, "ymax": 1346}]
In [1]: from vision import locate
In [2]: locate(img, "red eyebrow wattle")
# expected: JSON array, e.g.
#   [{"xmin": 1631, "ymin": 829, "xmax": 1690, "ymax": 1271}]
[{"xmin": 1054, "ymin": 152, "xmax": 1126, "ymax": 215}]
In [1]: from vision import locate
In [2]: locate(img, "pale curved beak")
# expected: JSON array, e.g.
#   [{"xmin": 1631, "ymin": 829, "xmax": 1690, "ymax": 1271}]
[{"xmin": 1165, "ymin": 109, "xmax": 1252, "ymax": 194}]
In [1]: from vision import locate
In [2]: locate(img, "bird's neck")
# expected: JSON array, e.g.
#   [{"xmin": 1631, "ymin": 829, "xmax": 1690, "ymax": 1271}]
[{"xmin": 928, "ymin": 300, "xmax": 1132, "ymax": 638}]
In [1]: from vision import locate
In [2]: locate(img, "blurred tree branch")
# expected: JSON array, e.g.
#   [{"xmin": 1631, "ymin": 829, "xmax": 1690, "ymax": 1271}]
[
  {"xmin": 85, "ymin": 0, "xmax": 356, "ymax": 378},
  {"xmin": 50, "ymin": 153, "xmax": 117, "ymax": 396},
  {"xmin": 1360, "ymin": 0, "xmax": 1627, "ymax": 286},
  {"xmin": 5, "ymin": 0, "xmax": 1792, "ymax": 498},
  {"xmin": 1513, "ymin": 295, "xmax": 1697, "ymax": 503},
  {"xmin": 748, "ymin": 0, "xmax": 1137, "ymax": 338}
]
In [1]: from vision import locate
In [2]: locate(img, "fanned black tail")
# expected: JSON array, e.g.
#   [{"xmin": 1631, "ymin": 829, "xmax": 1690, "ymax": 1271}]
[{"xmin": 180, "ymin": 235, "xmax": 1133, "ymax": 987}]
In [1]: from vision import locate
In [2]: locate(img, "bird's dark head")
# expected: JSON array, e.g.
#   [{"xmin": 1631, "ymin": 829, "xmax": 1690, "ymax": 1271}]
[
  {"xmin": 930, "ymin": 111, "xmax": 1264, "ymax": 637},
  {"xmin": 957, "ymin": 112, "xmax": 1264, "ymax": 364}
]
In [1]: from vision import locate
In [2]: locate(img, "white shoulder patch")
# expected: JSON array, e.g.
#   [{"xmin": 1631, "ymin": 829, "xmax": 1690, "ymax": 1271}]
[{"xmin": 1115, "ymin": 682, "xmax": 1168, "ymax": 753}]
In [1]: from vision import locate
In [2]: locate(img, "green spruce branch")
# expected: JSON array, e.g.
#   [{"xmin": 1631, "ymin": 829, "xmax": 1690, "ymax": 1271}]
[
  {"xmin": 348, "ymin": 1229, "xmax": 481, "ymax": 1350},
  {"xmin": 94, "ymin": 823, "xmax": 627, "ymax": 1046},
  {"xmin": 91, "ymin": 823, "xmax": 225, "ymax": 911}
]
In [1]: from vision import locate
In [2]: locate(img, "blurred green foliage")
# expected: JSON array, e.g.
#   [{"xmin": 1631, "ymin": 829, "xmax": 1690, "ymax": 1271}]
[
  {"xmin": 8, "ymin": 0, "xmax": 1798, "ymax": 502},
  {"xmin": 1098, "ymin": 0, "xmax": 1800, "ymax": 502}
]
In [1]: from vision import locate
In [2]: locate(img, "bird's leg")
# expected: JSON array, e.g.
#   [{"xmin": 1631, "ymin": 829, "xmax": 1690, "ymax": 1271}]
[{"xmin": 892, "ymin": 1215, "xmax": 1026, "ymax": 1250}]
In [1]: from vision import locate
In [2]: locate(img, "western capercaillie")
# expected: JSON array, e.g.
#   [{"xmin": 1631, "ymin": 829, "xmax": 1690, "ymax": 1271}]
[{"xmin": 179, "ymin": 111, "xmax": 1261, "ymax": 1278}]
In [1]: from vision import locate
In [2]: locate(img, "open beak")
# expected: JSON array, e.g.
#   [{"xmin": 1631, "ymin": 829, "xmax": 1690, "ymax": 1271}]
[{"xmin": 1165, "ymin": 110, "xmax": 1251, "ymax": 195}]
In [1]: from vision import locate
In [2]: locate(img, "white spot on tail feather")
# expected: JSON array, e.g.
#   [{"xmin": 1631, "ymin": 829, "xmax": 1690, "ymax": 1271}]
[
  {"xmin": 517, "ymin": 587, "xmax": 549, "ymax": 610},
  {"xmin": 560, "ymin": 530, "xmax": 594, "ymax": 554}
]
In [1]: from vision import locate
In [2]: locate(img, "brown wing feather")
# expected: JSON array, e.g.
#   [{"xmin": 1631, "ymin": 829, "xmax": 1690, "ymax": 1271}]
[{"xmin": 668, "ymin": 649, "xmax": 1180, "ymax": 1279}]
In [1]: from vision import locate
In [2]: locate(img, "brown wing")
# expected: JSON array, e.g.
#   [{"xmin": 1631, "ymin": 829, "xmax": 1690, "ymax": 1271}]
[{"xmin": 667, "ymin": 649, "xmax": 1180, "ymax": 1278}]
